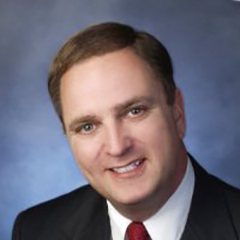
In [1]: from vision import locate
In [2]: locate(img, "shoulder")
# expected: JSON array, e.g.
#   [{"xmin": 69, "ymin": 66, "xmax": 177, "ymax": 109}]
[
  {"xmin": 192, "ymin": 157, "xmax": 240, "ymax": 206},
  {"xmin": 19, "ymin": 184, "xmax": 102, "ymax": 217},
  {"xmin": 190, "ymin": 157, "xmax": 240, "ymax": 236},
  {"xmin": 194, "ymin": 158, "xmax": 240, "ymax": 201},
  {"xmin": 206, "ymin": 174, "xmax": 240, "ymax": 235},
  {"xmin": 211, "ymin": 175, "xmax": 240, "ymax": 222},
  {"xmin": 12, "ymin": 185, "xmax": 107, "ymax": 239}
]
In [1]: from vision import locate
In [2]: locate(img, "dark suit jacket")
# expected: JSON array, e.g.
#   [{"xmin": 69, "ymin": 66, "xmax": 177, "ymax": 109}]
[{"xmin": 12, "ymin": 159, "xmax": 240, "ymax": 240}]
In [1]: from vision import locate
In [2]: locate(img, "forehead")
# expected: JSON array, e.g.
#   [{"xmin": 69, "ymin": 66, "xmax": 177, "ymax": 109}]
[
  {"xmin": 61, "ymin": 48, "xmax": 160, "ymax": 90},
  {"xmin": 60, "ymin": 49, "xmax": 164, "ymax": 117}
]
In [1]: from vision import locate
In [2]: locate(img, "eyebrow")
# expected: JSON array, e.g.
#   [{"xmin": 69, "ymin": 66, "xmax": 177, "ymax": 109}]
[
  {"xmin": 68, "ymin": 115, "xmax": 98, "ymax": 133},
  {"xmin": 67, "ymin": 96, "xmax": 155, "ymax": 132},
  {"xmin": 113, "ymin": 96, "xmax": 155, "ymax": 114}
]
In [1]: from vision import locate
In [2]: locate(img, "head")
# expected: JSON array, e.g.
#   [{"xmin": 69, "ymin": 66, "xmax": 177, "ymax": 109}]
[
  {"xmin": 48, "ymin": 22, "xmax": 187, "ymax": 220},
  {"xmin": 48, "ymin": 22, "xmax": 176, "ymax": 125}
]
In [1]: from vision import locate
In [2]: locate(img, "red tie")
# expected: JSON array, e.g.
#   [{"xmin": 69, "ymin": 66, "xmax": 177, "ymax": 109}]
[{"xmin": 126, "ymin": 222, "xmax": 150, "ymax": 240}]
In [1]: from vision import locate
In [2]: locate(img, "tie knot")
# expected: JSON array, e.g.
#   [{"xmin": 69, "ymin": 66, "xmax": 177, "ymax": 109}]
[{"xmin": 126, "ymin": 222, "xmax": 150, "ymax": 240}]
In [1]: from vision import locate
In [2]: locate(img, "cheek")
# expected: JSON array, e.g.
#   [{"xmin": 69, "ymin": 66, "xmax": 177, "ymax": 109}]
[
  {"xmin": 70, "ymin": 138, "xmax": 101, "ymax": 173},
  {"xmin": 136, "ymin": 115, "xmax": 168, "ymax": 141},
  {"xmin": 136, "ymin": 115, "xmax": 177, "ymax": 153}
]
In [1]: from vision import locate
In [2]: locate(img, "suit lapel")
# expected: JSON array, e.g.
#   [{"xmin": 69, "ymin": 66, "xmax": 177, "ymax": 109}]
[
  {"xmin": 57, "ymin": 187, "xmax": 111, "ymax": 240},
  {"xmin": 181, "ymin": 157, "xmax": 236, "ymax": 240},
  {"xmin": 180, "ymin": 223, "xmax": 198, "ymax": 240},
  {"xmin": 72, "ymin": 194, "xmax": 111, "ymax": 240},
  {"xmin": 75, "ymin": 201, "xmax": 111, "ymax": 240}
]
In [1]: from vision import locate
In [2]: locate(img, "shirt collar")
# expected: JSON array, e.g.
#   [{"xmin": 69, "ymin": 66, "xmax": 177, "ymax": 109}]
[{"xmin": 107, "ymin": 157, "xmax": 195, "ymax": 240}]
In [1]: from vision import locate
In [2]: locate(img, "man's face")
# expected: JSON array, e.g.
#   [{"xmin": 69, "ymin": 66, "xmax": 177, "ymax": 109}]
[{"xmin": 60, "ymin": 49, "xmax": 187, "ymax": 219}]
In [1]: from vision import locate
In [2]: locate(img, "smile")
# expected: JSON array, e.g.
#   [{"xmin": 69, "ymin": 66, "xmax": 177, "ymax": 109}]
[{"xmin": 111, "ymin": 159, "xmax": 144, "ymax": 174}]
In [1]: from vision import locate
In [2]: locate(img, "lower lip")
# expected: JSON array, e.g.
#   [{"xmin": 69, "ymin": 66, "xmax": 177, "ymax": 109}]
[{"xmin": 110, "ymin": 158, "xmax": 146, "ymax": 179}]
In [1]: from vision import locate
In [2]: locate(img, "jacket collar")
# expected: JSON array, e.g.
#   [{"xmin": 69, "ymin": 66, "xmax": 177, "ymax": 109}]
[{"xmin": 181, "ymin": 155, "xmax": 236, "ymax": 240}]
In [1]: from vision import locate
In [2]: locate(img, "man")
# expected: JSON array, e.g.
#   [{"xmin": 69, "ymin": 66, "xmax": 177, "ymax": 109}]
[{"xmin": 12, "ymin": 22, "xmax": 240, "ymax": 240}]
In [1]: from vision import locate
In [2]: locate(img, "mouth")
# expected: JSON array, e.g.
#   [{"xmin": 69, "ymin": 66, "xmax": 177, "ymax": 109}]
[{"xmin": 110, "ymin": 158, "xmax": 145, "ymax": 174}]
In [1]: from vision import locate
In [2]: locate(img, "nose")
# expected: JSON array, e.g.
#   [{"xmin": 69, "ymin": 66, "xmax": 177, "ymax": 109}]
[{"xmin": 105, "ymin": 122, "xmax": 132, "ymax": 157}]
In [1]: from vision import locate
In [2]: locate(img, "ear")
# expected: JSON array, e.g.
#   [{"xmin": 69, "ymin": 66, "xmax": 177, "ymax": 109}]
[{"xmin": 173, "ymin": 89, "xmax": 186, "ymax": 139}]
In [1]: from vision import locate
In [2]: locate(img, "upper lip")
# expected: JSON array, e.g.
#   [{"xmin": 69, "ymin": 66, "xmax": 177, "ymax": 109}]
[{"xmin": 108, "ymin": 157, "xmax": 145, "ymax": 170}]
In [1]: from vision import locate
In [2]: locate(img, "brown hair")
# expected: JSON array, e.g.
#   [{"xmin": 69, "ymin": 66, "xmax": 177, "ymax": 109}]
[{"xmin": 48, "ymin": 22, "xmax": 176, "ymax": 123}]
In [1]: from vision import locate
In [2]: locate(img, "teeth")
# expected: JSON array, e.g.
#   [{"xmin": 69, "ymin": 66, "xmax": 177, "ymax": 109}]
[{"xmin": 112, "ymin": 160, "xmax": 141, "ymax": 174}]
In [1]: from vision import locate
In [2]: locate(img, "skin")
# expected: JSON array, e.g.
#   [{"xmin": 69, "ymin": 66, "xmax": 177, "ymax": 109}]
[{"xmin": 60, "ymin": 48, "xmax": 188, "ymax": 221}]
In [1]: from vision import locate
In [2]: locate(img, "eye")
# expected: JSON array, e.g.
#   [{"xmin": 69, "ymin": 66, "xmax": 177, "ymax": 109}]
[
  {"xmin": 76, "ymin": 122, "xmax": 96, "ymax": 135},
  {"xmin": 127, "ymin": 106, "xmax": 145, "ymax": 117}
]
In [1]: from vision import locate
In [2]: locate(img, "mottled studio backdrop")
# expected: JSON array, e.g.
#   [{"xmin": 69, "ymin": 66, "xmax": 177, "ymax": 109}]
[{"xmin": 1, "ymin": 0, "xmax": 240, "ymax": 239}]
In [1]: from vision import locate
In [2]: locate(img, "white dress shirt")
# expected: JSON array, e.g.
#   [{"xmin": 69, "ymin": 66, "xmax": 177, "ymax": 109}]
[{"xmin": 107, "ymin": 158, "xmax": 195, "ymax": 240}]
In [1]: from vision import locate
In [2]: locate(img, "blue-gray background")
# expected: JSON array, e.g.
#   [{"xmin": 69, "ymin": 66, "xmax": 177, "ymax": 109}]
[{"xmin": 1, "ymin": 0, "xmax": 240, "ymax": 239}]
